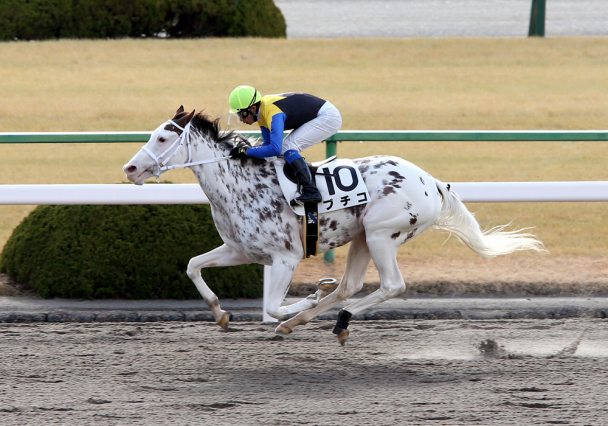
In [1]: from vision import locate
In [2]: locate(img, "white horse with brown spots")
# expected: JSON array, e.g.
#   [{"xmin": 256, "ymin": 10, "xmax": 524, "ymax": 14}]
[{"xmin": 123, "ymin": 107, "xmax": 544, "ymax": 344}]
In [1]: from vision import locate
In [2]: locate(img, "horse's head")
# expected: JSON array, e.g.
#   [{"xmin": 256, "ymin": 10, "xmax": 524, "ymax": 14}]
[{"xmin": 123, "ymin": 105, "xmax": 195, "ymax": 185}]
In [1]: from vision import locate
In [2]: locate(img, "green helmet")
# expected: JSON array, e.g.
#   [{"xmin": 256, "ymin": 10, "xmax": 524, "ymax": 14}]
[{"xmin": 229, "ymin": 85, "xmax": 262, "ymax": 113}]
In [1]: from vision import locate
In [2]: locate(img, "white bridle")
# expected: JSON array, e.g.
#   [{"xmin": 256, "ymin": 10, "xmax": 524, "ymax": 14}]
[{"xmin": 141, "ymin": 120, "xmax": 231, "ymax": 177}]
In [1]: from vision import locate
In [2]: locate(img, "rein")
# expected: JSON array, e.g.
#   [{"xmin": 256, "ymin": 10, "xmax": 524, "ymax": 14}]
[
  {"xmin": 142, "ymin": 120, "xmax": 231, "ymax": 177},
  {"xmin": 162, "ymin": 155, "xmax": 232, "ymax": 172}
]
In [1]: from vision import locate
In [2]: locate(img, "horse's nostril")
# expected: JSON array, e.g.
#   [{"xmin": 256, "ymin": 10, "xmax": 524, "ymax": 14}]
[{"xmin": 126, "ymin": 165, "xmax": 137, "ymax": 174}]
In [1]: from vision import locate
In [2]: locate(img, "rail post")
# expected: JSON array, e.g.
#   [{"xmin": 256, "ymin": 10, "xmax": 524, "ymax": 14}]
[
  {"xmin": 323, "ymin": 139, "xmax": 338, "ymax": 263},
  {"xmin": 528, "ymin": 0, "xmax": 546, "ymax": 37}
]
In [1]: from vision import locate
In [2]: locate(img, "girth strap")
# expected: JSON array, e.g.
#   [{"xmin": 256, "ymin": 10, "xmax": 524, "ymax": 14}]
[{"xmin": 302, "ymin": 202, "xmax": 319, "ymax": 258}]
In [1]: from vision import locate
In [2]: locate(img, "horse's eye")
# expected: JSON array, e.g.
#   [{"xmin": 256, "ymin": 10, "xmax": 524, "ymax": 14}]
[{"xmin": 159, "ymin": 137, "xmax": 166, "ymax": 143}]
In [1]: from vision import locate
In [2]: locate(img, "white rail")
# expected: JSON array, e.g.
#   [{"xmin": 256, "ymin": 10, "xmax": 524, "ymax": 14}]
[{"xmin": 1, "ymin": 182, "xmax": 607, "ymax": 205}]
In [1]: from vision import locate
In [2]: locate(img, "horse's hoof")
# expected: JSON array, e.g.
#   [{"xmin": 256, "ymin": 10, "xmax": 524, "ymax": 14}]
[
  {"xmin": 275, "ymin": 323, "xmax": 293, "ymax": 335},
  {"xmin": 217, "ymin": 311, "xmax": 231, "ymax": 330},
  {"xmin": 318, "ymin": 277, "xmax": 338, "ymax": 293},
  {"xmin": 336, "ymin": 329, "xmax": 349, "ymax": 346}
]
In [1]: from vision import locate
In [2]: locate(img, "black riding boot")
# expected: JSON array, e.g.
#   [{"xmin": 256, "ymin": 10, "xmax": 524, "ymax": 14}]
[{"xmin": 290, "ymin": 158, "xmax": 322, "ymax": 203}]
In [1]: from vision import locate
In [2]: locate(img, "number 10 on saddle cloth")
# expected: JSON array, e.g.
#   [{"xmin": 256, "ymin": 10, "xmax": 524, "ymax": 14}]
[{"xmin": 275, "ymin": 158, "xmax": 370, "ymax": 216}]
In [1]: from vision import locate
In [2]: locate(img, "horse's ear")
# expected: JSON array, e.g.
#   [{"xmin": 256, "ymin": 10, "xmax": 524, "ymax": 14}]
[
  {"xmin": 175, "ymin": 109, "xmax": 195, "ymax": 128},
  {"xmin": 174, "ymin": 105, "xmax": 185, "ymax": 117}
]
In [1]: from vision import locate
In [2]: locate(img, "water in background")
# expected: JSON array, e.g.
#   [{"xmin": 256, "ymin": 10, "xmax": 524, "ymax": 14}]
[{"xmin": 274, "ymin": 0, "xmax": 608, "ymax": 38}]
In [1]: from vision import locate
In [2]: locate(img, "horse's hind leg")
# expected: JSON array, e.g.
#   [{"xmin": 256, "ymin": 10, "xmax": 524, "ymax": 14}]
[
  {"xmin": 276, "ymin": 233, "xmax": 371, "ymax": 334},
  {"xmin": 335, "ymin": 235, "xmax": 405, "ymax": 344},
  {"xmin": 186, "ymin": 244, "xmax": 250, "ymax": 330}
]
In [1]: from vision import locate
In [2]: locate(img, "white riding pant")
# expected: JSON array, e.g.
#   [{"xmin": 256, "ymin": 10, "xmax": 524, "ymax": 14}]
[{"xmin": 281, "ymin": 101, "xmax": 342, "ymax": 154}]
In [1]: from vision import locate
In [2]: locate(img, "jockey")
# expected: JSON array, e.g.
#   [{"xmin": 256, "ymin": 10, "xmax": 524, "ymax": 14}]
[{"xmin": 228, "ymin": 85, "xmax": 342, "ymax": 204}]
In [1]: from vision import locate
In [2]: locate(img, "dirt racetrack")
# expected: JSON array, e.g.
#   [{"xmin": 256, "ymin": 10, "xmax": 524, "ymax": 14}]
[{"xmin": 1, "ymin": 318, "xmax": 607, "ymax": 425}]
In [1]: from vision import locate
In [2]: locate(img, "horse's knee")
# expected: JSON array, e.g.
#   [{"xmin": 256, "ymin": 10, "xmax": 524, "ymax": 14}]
[
  {"xmin": 382, "ymin": 282, "xmax": 406, "ymax": 298},
  {"xmin": 265, "ymin": 307, "xmax": 283, "ymax": 320},
  {"xmin": 186, "ymin": 259, "xmax": 200, "ymax": 280},
  {"xmin": 263, "ymin": 300, "xmax": 284, "ymax": 320}
]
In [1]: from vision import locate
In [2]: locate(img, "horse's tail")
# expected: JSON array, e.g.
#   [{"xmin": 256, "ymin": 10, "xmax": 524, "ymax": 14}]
[{"xmin": 433, "ymin": 180, "xmax": 545, "ymax": 257}]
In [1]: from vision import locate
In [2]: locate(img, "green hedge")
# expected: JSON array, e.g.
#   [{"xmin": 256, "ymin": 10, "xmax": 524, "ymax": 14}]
[
  {"xmin": 166, "ymin": 0, "xmax": 286, "ymax": 38},
  {"xmin": 0, "ymin": 204, "xmax": 263, "ymax": 299},
  {"xmin": 0, "ymin": 0, "xmax": 285, "ymax": 40}
]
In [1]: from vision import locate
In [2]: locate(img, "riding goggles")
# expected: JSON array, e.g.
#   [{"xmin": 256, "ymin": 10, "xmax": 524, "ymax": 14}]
[{"xmin": 237, "ymin": 109, "xmax": 251, "ymax": 120}]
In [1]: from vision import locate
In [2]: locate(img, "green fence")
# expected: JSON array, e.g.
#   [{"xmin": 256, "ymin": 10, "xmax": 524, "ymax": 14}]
[{"xmin": 2, "ymin": 130, "xmax": 608, "ymax": 144}]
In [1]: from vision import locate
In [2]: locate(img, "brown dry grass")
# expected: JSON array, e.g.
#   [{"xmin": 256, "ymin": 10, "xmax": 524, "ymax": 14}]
[
  {"xmin": 291, "ymin": 254, "xmax": 608, "ymax": 297},
  {"xmin": 0, "ymin": 38, "xmax": 607, "ymax": 294},
  {"xmin": 2, "ymin": 38, "xmax": 608, "ymax": 130}
]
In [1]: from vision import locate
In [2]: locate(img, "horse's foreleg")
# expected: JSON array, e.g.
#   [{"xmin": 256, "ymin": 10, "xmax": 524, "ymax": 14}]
[
  {"xmin": 187, "ymin": 244, "xmax": 250, "ymax": 330},
  {"xmin": 273, "ymin": 277, "xmax": 339, "ymax": 320},
  {"xmin": 276, "ymin": 292, "xmax": 319, "ymax": 318},
  {"xmin": 273, "ymin": 276, "xmax": 339, "ymax": 320},
  {"xmin": 276, "ymin": 234, "xmax": 371, "ymax": 334},
  {"xmin": 263, "ymin": 257, "xmax": 301, "ymax": 320}
]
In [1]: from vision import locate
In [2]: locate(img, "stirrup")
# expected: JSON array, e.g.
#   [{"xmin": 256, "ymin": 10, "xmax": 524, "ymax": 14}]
[
  {"xmin": 292, "ymin": 198, "xmax": 321, "ymax": 206},
  {"xmin": 290, "ymin": 195, "xmax": 321, "ymax": 206},
  {"xmin": 296, "ymin": 196, "xmax": 322, "ymax": 204},
  {"xmin": 295, "ymin": 190, "xmax": 322, "ymax": 204}
]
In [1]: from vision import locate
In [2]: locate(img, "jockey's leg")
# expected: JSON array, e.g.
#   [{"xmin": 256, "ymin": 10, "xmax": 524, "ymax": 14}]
[
  {"xmin": 276, "ymin": 233, "xmax": 370, "ymax": 334},
  {"xmin": 186, "ymin": 244, "xmax": 250, "ymax": 329},
  {"xmin": 282, "ymin": 101, "xmax": 342, "ymax": 204},
  {"xmin": 285, "ymin": 151, "xmax": 322, "ymax": 203},
  {"xmin": 281, "ymin": 101, "xmax": 342, "ymax": 156}
]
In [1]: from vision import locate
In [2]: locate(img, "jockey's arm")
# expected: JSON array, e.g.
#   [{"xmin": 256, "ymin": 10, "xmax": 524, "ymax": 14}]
[
  {"xmin": 260, "ymin": 127, "xmax": 270, "ymax": 144},
  {"xmin": 246, "ymin": 113, "xmax": 286, "ymax": 159}
]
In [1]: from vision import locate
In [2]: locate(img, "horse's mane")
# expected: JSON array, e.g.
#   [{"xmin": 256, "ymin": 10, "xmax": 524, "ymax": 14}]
[
  {"xmin": 190, "ymin": 112, "xmax": 245, "ymax": 149},
  {"xmin": 189, "ymin": 111, "xmax": 266, "ymax": 165}
]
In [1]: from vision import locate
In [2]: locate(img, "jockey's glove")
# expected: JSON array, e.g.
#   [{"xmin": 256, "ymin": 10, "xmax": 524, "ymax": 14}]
[{"xmin": 229, "ymin": 144, "xmax": 249, "ymax": 160}]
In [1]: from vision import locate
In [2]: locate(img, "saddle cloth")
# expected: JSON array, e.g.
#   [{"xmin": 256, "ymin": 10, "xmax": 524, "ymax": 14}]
[{"xmin": 274, "ymin": 157, "xmax": 370, "ymax": 216}]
